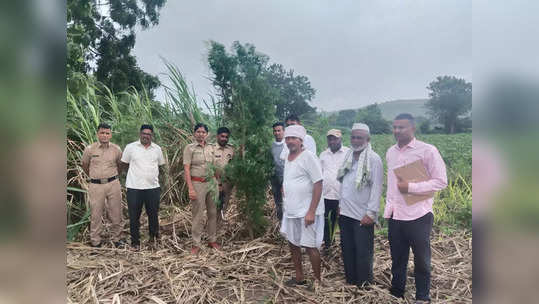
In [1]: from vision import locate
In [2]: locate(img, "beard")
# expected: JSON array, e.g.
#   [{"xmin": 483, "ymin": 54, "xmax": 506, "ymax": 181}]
[{"xmin": 351, "ymin": 142, "xmax": 368, "ymax": 152}]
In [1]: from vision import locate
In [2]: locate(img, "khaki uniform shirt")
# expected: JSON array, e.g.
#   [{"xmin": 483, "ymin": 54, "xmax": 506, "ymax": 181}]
[
  {"xmin": 82, "ymin": 142, "xmax": 122, "ymax": 179},
  {"xmin": 212, "ymin": 143, "xmax": 234, "ymax": 176},
  {"xmin": 183, "ymin": 142, "xmax": 215, "ymax": 178}
]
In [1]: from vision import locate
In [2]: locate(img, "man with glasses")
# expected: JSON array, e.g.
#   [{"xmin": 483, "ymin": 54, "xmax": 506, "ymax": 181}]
[{"xmin": 121, "ymin": 124, "xmax": 166, "ymax": 249}]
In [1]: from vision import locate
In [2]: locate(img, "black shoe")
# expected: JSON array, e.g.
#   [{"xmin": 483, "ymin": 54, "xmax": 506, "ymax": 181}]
[
  {"xmin": 285, "ymin": 278, "xmax": 307, "ymax": 287},
  {"xmin": 390, "ymin": 288, "xmax": 404, "ymax": 299},
  {"xmin": 131, "ymin": 242, "xmax": 140, "ymax": 250},
  {"xmin": 113, "ymin": 239, "xmax": 126, "ymax": 248}
]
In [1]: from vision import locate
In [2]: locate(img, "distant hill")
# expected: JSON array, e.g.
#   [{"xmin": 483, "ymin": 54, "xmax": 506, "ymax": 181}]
[
  {"xmin": 320, "ymin": 98, "xmax": 429, "ymax": 120},
  {"xmin": 378, "ymin": 99, "xmax": 428, "ymax": 120}
]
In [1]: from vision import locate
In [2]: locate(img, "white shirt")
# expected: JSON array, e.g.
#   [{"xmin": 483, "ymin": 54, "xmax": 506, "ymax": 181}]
[
  {"xmin": 283, "ymin": 150, "xmax": 324, "ymax": 218},
  {"xmin": 339, "ymin": 151, "xmax": 383, "ymax": 221},
  {"xmin": 319, "ymin": 146, "xmax": 351, "ymax": 200},
  {"xmin": 280, "ymin": 134, "xmax": 317, "ymax": 160},
  {"xmin": 121, "ymin": 141, "xmax": 166, "ymax": 189}
]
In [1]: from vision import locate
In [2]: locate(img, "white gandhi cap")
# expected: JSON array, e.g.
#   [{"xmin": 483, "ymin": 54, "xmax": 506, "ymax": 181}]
[{"xmin": 351, "ymin": 123, "xmax": 370, "ymax": 134}]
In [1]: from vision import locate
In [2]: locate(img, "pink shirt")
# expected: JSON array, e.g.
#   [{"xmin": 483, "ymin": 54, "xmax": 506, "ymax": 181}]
[{"xmin": 383, "ymin": 138, "xmax": 447, "ymax": 221}]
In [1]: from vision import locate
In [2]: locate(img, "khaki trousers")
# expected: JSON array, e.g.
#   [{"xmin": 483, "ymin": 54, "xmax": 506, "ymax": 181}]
[
  {"xmin": 192, "ymin": 181, "xmax": 217, "ymax": 245},
  {"xmin": 88, "ymin": 179, "xmax": 122, "ymax": 245}
]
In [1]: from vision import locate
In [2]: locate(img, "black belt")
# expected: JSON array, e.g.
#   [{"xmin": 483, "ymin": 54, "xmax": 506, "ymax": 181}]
[{"xmin": 89, "ymin": 175, "xmax": 118, "ymax": 184}]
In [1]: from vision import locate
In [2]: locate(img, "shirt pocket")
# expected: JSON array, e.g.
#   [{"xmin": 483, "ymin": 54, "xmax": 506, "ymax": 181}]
[
  {"xmin": 90, "ymin": 154, "xmax": 102, "ymax": 166},
  {"xmin": 192, "ymin": 150, "xmax": 205, "ymax": 165}
]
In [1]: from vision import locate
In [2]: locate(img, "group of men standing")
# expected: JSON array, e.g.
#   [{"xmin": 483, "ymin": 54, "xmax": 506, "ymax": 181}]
[
  {"xmin": 82, "ymin": 111, "xmax": 446, "ymax": 303},
  {"xmin": 81, "ymin": 124, "xmax": 234, "ymax": 251},
  {"xmin": 270, "ymin": 113, "xmax": 447, "ymax": 303},
  {"xmin": 82, "ymin": 124, "xmax": 166, "ymax": 249}
]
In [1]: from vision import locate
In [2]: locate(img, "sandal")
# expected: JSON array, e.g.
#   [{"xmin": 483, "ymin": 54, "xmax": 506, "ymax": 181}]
[{"xmin": 285, "ymin": 278, "xmax": 307, "ymax": 287}]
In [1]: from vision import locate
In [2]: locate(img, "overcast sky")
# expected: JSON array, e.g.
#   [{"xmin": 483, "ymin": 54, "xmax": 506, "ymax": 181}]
[{"xmin": 133, "ymin": 0, "xmax": 471, "ymax": 112}]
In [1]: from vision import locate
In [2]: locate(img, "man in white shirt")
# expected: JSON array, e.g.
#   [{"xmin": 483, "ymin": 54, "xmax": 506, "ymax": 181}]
[
  {"xmin": 270, "ymin": 122, "xmax": 286, "ymax": 221},
  {"xmin": 280, "ymin": 125, "xmax": 324, "ymax": 287},
  {"xmin": 319, "ymin": 129, "xmax": 350, "ymax": 254},
  {"xmin": 121, "ymin": 124, "xmax": 166, "ymax": 249},
  {"xmin": 336, "ymin": 123, "xmax": 383, "ymax": 287}
]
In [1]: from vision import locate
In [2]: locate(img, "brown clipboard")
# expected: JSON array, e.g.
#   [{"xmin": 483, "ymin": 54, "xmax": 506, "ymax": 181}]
[{"xmin": 393, "ymin": 159, "xmax": 434, "ymax": 205}]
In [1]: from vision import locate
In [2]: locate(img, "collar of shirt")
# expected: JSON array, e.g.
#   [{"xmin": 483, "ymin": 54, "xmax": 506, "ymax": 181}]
[
  {"xmin": 137, "ymin": 140, "xmax": 156, "ymax": 149},
  {"xmin": 194, "ymin": 141, "xmax": 207, "ymax": 148},
  {"xmin": 216, "ymin": 143, "xmax": 230, "ymax": 150},
  {"xmin": 274, "ymin": 140, "xmax": 284, "ymax": 145},
  {"xmin": 98, "ymin": 142, "xmax": 110, "ymax": 149},
  {"xmin": 396, "ymin": 137, "xmax": 417, "ymax": 151},
  {"xmin": 327, "ymin": 146, "xmax": 346, "ymax": 154}
]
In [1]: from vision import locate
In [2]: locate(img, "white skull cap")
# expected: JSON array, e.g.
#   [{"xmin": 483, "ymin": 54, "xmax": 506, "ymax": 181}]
[{"xmin": 351, "ymin": 123, "xmax": 370, "ymax": 134}]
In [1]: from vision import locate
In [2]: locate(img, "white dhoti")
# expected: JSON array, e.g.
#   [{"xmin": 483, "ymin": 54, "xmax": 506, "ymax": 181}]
[{"xmin": 280, "ymin": 214, "xmax": 324, "ymax": 248}]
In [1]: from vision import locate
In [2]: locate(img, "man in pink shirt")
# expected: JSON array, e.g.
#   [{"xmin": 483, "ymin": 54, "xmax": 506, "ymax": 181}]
[{"xmin": 384, "ymin": 113, "xmax": 447, "ymax": 303}]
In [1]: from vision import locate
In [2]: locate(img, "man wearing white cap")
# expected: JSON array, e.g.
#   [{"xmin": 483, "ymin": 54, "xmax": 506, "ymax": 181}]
[
  {"xmin": 279, "ymin": 114, "xmax": 317, "ymax": 161},
  {"xmin": 336, "ymin": 123, "xmax": 383, "ymax": 288},
  {"xmin": 280, "ymin": 124, "xmax": 324, "ymax": 287},
  {"xmin": 319, "ymin": 129, "xmax": 350, "ymax": 254}
]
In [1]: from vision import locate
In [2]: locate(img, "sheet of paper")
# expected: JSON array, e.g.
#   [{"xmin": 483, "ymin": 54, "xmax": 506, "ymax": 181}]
[{"xmin": 393, "ymin": 159, "xmax": 434, "ymax": 205}]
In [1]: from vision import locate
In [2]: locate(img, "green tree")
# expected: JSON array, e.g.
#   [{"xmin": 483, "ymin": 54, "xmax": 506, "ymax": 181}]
[
  {"xmin": 208, "ymin": 41, "xmax": 276, "ymax": 237},
  {"xmin": 266, "ymin": 64, "xmax": 316, "ymax": 120},
  {"xmin": 426, "ymin": 76, "xmax": 472, "ymax": 134},
  {"xmin": 336, "ymin": 109, "xmax": 356, "ymax": 127},
  {"xmin": 67, "ymin": 0, "xmax": 165, "ymax": 95},
  {"xmin": 356, "ymin": 104, "xmax": 391, "ymax": 134}
]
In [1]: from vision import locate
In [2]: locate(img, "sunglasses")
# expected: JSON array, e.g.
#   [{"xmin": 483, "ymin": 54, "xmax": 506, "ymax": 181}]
[{"xmin": 351, "ymin": 136, "xmax": 366, "ymax": 140}]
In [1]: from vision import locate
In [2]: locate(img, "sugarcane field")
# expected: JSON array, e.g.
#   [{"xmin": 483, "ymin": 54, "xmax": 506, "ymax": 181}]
[{"xmin": 66, "ymin": 1, "xmax": 475, "ymax": 303}]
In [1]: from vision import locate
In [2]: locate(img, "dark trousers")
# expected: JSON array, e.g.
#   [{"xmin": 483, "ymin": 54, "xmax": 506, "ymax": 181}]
[
  {"xmin": 270, "ymin": 175, "xmax": 283, "ymax": 220},
  {"xmin": 323, "ymin": 199, "xmax": 339, "ymax": 249},
  {"xmin": 388, "ymin": 212, "xmax": 433, "ymax": 301},
  {"xmin": 126, "ymin": 187, "xmax": 161, "ymax": 246},
  {"xmin": 339, "ymin": 215, "xmax": 374, "ymax": 286}
]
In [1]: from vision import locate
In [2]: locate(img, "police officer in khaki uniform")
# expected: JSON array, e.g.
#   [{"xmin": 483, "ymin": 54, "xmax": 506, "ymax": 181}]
[
  {"xmin": 212, "ymin": 127, "xmax": 234, "ymax": 220},
  {"xmin": 81, "ymin": 123, "xmax": 124, "ymax": 247},
  {"xmin": 183, "ymin": 123, "xmax": 220, "ymax": 254}
]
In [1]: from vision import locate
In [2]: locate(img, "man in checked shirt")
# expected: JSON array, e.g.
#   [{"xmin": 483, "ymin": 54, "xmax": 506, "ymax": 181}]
[{"xmin": 384, "ymin": 113, "xmax": 447, "ymax": 304}]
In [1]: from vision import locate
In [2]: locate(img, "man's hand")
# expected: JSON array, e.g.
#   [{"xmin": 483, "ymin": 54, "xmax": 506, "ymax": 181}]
[
  {"xmin": 188, "ymin": 188, "xmax": 197, "ymax": 201},
  {"xmin": 304, "ymin": 211, "xmax": 315, "ymax": 227},
  {"xmin": 397, "ymin": 176, "xmax": 409, "ymax": 193},
  {"xmin": 360, "ymin": 215, "xmax": 374, "ymax": 226}
]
